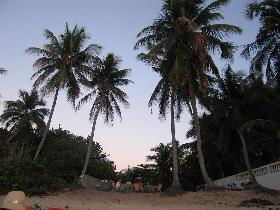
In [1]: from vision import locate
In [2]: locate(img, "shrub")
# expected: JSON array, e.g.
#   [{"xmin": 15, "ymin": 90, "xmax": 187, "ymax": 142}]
[
  {"xmin": 0, "ymin": 129, "xmax": 117, "ymax": 195},
  {"xmin": 0, "ymin": 160, "xmax": 67, "ymax": 195},
  {"xmin": 40, "ymin": 129, "xmax": 117, "ymax": 183}
]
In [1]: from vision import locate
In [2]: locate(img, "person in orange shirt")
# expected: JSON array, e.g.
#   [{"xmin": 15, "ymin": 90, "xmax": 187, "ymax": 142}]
[{"xmin": 133, "ymin": 182, "xmax": 140, "ymax": 192}]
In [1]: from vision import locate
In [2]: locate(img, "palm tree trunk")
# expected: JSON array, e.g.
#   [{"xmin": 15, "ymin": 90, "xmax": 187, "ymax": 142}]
[
  {"xmin": 170, "ymin": 95, "xmax": 180, "ymax": 188},
  {"xmin": 187, "ymin": 76, "xmax": 216, "ymax": 189},
  {"xmin": 19, "ymin": 142, "xmax": 25, "ymax": 159},
  {"xmin": 236, "ymin": 127, "xmax": 260, "ymax": 188},
  {"xmin": 187, "ymin": 102, "xmax": 193, "ymax": 115},
  {"xmin": 79, "ymin": 107, "xmax": 100, "ymax": 184},
  {"xmin": 34, "ymin": 88, "xmax": 59, "ymax": 160},
  {"xmin": 7, "ymin": 132, "xmax": 18, "ymax": 143}
]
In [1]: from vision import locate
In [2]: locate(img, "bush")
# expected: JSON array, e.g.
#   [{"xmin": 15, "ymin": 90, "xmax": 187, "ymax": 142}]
[
  {"xmin": 0, "ymin": 160, "xmax": 67, "ymax": 195},
  {"xmin": 0, "ymin": 129, "xmax": 117, "ymax": 195},
  {"xmin": 39, "ymin": 129, "xmax": 117, "ymax": 183}
]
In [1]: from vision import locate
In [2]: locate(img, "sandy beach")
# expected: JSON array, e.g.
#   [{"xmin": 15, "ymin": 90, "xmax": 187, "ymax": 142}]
[{"xmin": 1, "ymin": 189, "xmax": 279, "ymax": 210}]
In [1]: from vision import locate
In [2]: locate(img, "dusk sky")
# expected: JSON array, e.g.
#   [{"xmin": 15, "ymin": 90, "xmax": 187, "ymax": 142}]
[{"xmin": 0, "ymin": 0, "xmax": 259, "ymax": 171}]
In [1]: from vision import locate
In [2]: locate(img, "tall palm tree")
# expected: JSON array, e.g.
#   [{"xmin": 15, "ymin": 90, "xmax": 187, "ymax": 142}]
[
  {"xmin": 26, "ymin": 24, "xmax": 101, "ymax": 160},
  {"xmin": 0, "ymin": 89, "xmax": 49, "ymax": 154},
  {"xmin": 211, "ymin": 67, "xmax": 261, "ymax": 187},
  {"xmin": 135, "ymin": 0, "xmax": 242, "ymax": 188},
  {"xmin": 242, "ymin": 0, "xmax": 280, "ymax": 86},
  {"xmin": 148, "ymin": 67, "xmax": 187, "ymax": 189},
  {"xmin": 76, "ymin": 53, "xmax": 132, "ymax": 182}
]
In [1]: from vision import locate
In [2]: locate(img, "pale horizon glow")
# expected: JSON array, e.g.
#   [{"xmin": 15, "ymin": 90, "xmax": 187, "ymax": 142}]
[{"xmin": 0, "ymin": 0, "xmax": 258, "ymax": 171}]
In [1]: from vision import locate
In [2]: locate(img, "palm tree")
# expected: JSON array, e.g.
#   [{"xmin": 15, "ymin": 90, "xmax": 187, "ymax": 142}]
[
  {"xmin": 209, "ymin": 66, "xmax": 280, "ymax": 189},
  {"xmin": 147, "ymin": 143, "xmax": 173, "ymax": 190},
  {"xmin": 147, "ymin": 142, "xmax": 186, "ymax": 191},
  {"xmin": 76, "ymin": 53, "xmax": 132, "ymax": 182},
  {"xmin": 242, "ymin": 0, "xmax": 280, "ymax": 86},
  {"xmin": 26, "ymin": 23, "xmax": 101, "ymax": 160},
  {"xmin": 135, "ymin": 0, "xmax": 242, "ymax": 188},
  {"xmin": 148, "ymin": 67, "xmax": 187, "ymax": 189},
  {"xmin": 211, "ymin": 67, "xmax": 261, "ymax": 187},
  {"xmin": 0, "ymin": 89, "xmax": 49, "ymax": 155}
]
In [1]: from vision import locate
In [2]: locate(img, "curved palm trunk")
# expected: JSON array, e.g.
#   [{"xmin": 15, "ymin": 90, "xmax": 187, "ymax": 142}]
[
  {"xmin": 170, "ymin": 96, "xmax": 180, "ymax": 188},
  {"xmin": 236, "ymin": 127, "xmax": 260, "ymax": 188},
  {"xmin": 79, "ymin": 107, "xmax": 100, "ymax": 183},
  {"xmin": 187, "ymin": 75, "xmax": 216, "ymax": 189},
  {"xmin": 34, "ymin": 88, "xmax": 59, "ymax": 160}
]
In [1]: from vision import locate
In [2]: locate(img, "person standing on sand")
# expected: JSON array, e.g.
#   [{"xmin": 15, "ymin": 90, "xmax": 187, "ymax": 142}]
[
  {"xmin": 111, "ymin": 181, "xmax": 116, "ymax": 191},
  {"xmin": 116, "ymin": 181, "xmax": 121, "ymax": 192},
  {"xmin": 0, "ymin": 191, "xmax": 27, "ymax": 210}
]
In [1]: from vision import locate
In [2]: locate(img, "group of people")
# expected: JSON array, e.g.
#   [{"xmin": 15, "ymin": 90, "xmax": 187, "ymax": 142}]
[{"xmin": 112, "ymin": 181, "xmax": 162, "ymax": 193}]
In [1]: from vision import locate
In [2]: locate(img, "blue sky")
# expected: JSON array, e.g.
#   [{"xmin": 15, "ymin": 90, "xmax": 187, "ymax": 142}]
[{"xmin": 0, "ymin": 0, "xmax": 259, "ymax": 171}]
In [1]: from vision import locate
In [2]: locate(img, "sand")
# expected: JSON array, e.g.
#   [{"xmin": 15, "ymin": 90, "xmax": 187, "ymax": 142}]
[{"xmin": 1, "ymin": 189, "xmax": 280, "ymax": 210}]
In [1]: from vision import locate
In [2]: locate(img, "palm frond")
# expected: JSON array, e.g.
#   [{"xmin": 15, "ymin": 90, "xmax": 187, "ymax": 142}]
[{"xmin": 0, "ymin": 89, "xmax": 49, "ymax": 133}]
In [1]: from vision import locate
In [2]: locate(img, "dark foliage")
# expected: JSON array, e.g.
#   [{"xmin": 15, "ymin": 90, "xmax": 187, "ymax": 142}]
[
  {"xmin": 0, "ymin": 160, "xmax": 67, "ymax": 195},
  {"xmin": 0, "ymin": 128, "xmax": 117, "ymax": 194},
  {"xmin": 187, "ymin": 67, "xmax": 280, "ymax": 182}
]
